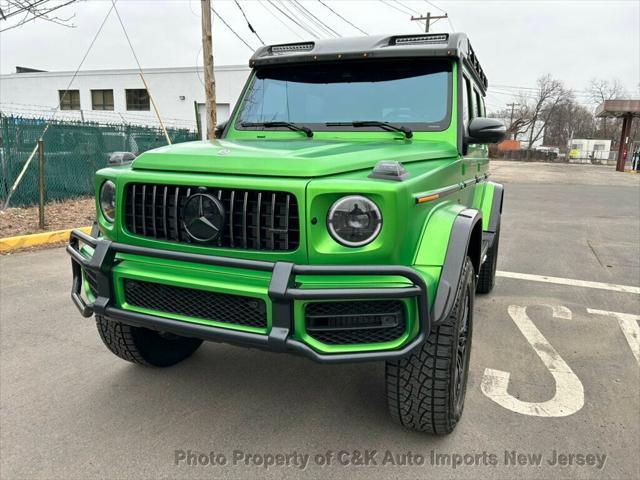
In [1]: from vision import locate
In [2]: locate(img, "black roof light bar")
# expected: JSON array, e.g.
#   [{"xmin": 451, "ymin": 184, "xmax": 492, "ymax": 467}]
[
  {"xmin": 270, "ymin": 42, "xmax": 315, "ymax": 55},
  {"xmin": 391, "ymin": 34, "xmax": 449, "ymax": 45}
]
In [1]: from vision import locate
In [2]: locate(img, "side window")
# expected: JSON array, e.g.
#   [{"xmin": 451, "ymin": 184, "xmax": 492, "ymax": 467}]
[{"xmin": 474, "ymin": 89, "xmax": 485, "ymax": 117}]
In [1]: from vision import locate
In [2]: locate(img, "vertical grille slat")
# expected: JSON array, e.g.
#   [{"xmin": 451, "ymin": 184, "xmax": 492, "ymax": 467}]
[
  {"xmin": 242, "ymin": 191, "xmax": 248, "ymax": 249},
  {"xmin": 284, "ymin": 194, "xmax": 290, "ymax": 250},
  {"xmin": 256, "ymin": 192, "xmax": 262, "ymax": 249},
  {"xmin": 173, "ymin": 186, "xmax": 180, "ymax": 241},
  {"xmin": 184, "ymin": 188, "xmax": 192, "ymax": 243},
  {"xmin": 141, "ymin": 185, "xmax": 147, "ymax": 236},
  {"xmin": 151, "ymin": 186, "xmax": 157, "ymax": 237},
  {"xmin": 229, "ymin": 190, "xmax": 235, "ymax": 248},
  {"xmin": 162, "ymin": 186, "xmax": 168, "ymax": 239},
  {"xmin": 125, "ymin": 184, "xmax": 298, "ymax": 252},
  {"xmin": 131, "ymin": 185, "xmax": 137, "ymax": 234},
  {"xmin": 270, "ymin": 193, "xmax": 276, "ymax": 250}
]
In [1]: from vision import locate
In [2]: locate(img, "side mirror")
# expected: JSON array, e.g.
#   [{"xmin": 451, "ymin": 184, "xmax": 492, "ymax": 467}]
[
  {"xmin": 108, "ymin": 151, "xmax": 136, "ymax": 166},
  {"xmin": 215, "ymin": 120, "xmax": 228, "ymax": 138},
  {"xmin": 466, "ymin": 117, "xmax": 506, "ymax": 144}
]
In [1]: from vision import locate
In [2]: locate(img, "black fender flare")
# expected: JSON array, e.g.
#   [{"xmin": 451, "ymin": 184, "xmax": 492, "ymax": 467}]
[{"xmin": 431, "ymin": 208, "xmax": 483, "ymax": 324}]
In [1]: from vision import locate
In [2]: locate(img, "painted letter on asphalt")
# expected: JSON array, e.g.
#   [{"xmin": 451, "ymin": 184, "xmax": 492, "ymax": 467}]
[{"xmin": 481, "ymin": 304, "xmax": 585, "ymax": 417}]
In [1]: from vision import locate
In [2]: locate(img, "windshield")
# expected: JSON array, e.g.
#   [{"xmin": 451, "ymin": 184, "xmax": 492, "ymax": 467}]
[{"xmin": 236, "ymin": 59, "xmax": 452, "ymax": 131}]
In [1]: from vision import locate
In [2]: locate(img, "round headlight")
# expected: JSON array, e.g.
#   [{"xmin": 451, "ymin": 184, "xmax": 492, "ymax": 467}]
[
  {"xmin": 100, "ymin": 180, "xmax": 116, "ymax": 222},
  {"xmin": 327, "ymin": 195, "xmax": 382, "ymax": 247}
]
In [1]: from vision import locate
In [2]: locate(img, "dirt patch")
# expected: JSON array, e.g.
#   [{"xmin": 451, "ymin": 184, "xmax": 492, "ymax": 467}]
[{"xmin": 0, "ymin": 197, "xmax": 95, "ymax": 238}]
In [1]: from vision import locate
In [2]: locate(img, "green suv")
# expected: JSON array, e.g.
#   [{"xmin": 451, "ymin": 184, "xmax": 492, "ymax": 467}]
[{"xmin": 68, "ymin": 33, "xmax": 505, "ymax": 434}]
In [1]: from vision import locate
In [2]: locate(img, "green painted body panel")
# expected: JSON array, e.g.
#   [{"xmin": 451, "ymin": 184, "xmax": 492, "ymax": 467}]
[
  {"xmin": 85, "ymin": 60, "xmax": 502, "ymax": 355},
  {"xmin": 480, "ymin": 182, "xmax": 496, "ymax": 231}
]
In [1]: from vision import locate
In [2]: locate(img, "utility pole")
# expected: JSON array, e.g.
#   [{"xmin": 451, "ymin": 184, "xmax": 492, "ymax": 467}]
[
  {"xmin": 411, "ymin": 12, "xmax": 448, "ymax": 33},
  {"xmin": 200, "ymin": 0, "xmax": 217, "ymax": 139},
  {"xmin": 506, "ymin": 102, "xmax": 519, "ymax": 139}
]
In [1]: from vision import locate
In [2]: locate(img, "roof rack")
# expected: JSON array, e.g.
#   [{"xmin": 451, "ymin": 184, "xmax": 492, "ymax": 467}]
[{"xmin": 464, "ymin": 41, "xmax": 487, "ymax": 90}]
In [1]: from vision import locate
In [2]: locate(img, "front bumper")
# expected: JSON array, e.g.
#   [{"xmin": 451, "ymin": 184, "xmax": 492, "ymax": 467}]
[{"xmin": 67, "ymin": 229, "xmax": 430, "ymax": 363}]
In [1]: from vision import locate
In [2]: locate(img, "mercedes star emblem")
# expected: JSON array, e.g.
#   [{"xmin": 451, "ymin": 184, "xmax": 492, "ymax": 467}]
[{"xmin": 182, "ymin": 193, "xmax": 225, "ymax": 242}]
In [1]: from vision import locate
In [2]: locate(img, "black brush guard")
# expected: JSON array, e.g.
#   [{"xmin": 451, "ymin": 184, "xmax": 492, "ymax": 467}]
[{"xmin": 67, "ymin": 229, "xmax": 430, "ymax": 363}]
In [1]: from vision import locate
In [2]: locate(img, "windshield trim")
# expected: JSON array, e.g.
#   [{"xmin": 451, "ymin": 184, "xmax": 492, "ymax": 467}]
[{"xmin": 232, "ymin": 59, "xmax": 453, "ymax": 135}]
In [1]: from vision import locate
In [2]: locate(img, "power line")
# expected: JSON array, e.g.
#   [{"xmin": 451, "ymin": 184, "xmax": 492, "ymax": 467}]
[
  {"xmin": 291, "ymin": 0, "xmax": 340, "ymax": 37},
  {"xmin": 257, "ymin": 0, "xmax": 304, "ymax": 39},
  {"xmin": 317, "ymin": 0, "xmax": 367, "ymax": 35},
  {"xmin": 266, "ymin": 0, "xmax": 319, "ymax": 39},
  {"xmin": 493, "ymin": 83, "xmax": 592, "ymax": 95},
  {"xmin": 281, "ymin": 0, "xmax": 327, "ymax": 38},
  {"xmin": 233, "ymin": 0, "xmax": 265, "ymax": 45},
  {"xmin": 0, "ymin": 0, "xmax": 75, "ymax": 32},
  {"xmin": 379, "ymin": 0, "xmax": 411, "ymax": 15},
  {"xmin": 283, "ymin": 0, "xmax": 327, "ymax": 37},
  {"xmin": 1, "ymin": 0, "xmax": 49, "ymax": 20},
  {"xmin": 423, "ymin": 0, "xmax": 455, "ymax": 30},
  {"xmin": 423, "ymin": 0, "xmax": 446, "ymax": 14},
  {"xmin": 210, "ymin": 5, "xmax": 256, "ymax": 51},
  {"xmin": 393, "ymin": 0, "xmax": 419, "ymax": 14},
  {"xmin": 378, "ymin": 0, "xmax": 424, "ymax": 31}
]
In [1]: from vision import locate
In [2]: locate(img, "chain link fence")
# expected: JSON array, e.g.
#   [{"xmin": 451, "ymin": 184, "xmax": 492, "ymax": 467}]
[{"xmin": 0, "ymin": 115, "xmax": 198, "ymax": 207}]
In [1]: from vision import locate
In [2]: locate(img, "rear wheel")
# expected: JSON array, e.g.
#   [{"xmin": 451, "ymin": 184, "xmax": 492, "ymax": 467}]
[
  {"xmin": 386, "ymin": 257, "xmax": 474, "ymax": 434},
  {"xmin": 96, "ymin": 315, "xmax": 203, "ymax": 367},
  {"xmin": 477, "ymin": 222, "xmax": 500, "ymax": 294}
]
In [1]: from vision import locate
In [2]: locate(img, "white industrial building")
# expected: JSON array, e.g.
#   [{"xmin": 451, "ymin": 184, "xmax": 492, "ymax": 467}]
[
  {"xmin": 569, "ymin": 139, "xmax": 613, "ymax": 161},
  {"xmin": 0, "ymin": 65, "xmax": 251, "ymax": 137}
]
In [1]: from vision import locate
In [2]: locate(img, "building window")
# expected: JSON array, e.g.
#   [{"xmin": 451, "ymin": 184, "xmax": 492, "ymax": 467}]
[
  {"xmin": 91, "ymin": 89, "xmax": 114, "ymax": 110},
  {"xmin": 59, "ymin": 90, "xmax": 80, "ymax": 110},
  {"xmin": 126, "ymin": 89, "xmax": 150, "ymax": 111}
]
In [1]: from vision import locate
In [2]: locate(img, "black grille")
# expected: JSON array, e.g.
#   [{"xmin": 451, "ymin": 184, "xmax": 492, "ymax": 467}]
[
  {"xmin": 124, "ymin": 183, "xmax": 299, "ymax": 251},
  {"xmin": 305, "ymin": 300, "xmax": 407, "ymax": 345},
  {"xmin": 123, "ymin": 279, "xmax": 267, "ymax": 328}
]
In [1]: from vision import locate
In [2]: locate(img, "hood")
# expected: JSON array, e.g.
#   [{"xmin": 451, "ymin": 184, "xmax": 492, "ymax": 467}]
[{"xmin": 132, "ymin": 139, "xmax": 457, "ymax": 177}]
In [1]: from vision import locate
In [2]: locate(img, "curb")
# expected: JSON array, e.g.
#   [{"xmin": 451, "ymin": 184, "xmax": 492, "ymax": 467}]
[{"xmin": 0, "ymin": 226, "xmax": 92, "ymax": 253}]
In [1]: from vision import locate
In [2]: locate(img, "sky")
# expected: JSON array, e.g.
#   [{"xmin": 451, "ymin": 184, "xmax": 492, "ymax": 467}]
[{"xmin": 0, "ymin": 0, "xmax": 639, "ymax": 113}]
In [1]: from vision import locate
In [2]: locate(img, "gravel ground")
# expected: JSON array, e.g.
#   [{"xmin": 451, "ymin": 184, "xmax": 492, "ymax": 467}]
[{"xmin": 0, "ymin": 197, "xmax": 95, "ymax": 238}]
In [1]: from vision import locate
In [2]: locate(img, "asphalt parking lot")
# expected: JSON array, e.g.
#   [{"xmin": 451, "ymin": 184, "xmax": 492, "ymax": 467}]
[{"xmin": 1, "ymin": 160, "xmax": 639, "ymax": 480}]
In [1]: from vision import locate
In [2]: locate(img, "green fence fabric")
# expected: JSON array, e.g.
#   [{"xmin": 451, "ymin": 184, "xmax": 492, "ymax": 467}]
[{"xmin": 0, "ymin": 115, "xmax": 198, "ymax": 207}]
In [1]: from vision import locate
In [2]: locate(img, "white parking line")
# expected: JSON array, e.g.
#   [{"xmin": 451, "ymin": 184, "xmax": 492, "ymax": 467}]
[
  {"xmin": 587, "ymin": 308, "xmax": 640, "ymax": 366},
  {"xmin": 497, "ymin": 271, "xmax": 640, "ymax": 294},
  {"xmin": 481, "ymin": 304, "xmax": 585, "ymax": 417}
]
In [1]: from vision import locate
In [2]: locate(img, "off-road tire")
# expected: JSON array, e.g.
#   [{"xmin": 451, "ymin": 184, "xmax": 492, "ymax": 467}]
[
  {"xmin": 476, "ymin": 222, "xmax": 500, "ymax": 294},
  {"xmin": 96, "ymin": 315, "xmax": 203, "ymax": 367},
  {"xmin": 386, "ymin": 257, "xmax": 475, "ymax": 434}
]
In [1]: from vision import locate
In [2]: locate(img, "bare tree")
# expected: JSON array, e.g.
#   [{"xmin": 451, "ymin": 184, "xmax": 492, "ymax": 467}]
[
  {"xmin": 588, "ymin": 78, "xmax": 628, "ymax": 140},
  {"xmin": 0, "ymin": 0, "xmax": 76, "ymax": 33},
  {"xmin": 588, "ymin": 78, "xmax": 628, "ymax": 104},
  {"xmin": 521, "ymin": 75, "xmax": 569, "ymax": 150}
]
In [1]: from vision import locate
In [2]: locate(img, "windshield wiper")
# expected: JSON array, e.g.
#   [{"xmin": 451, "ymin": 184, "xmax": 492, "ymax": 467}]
[
  {"xmin": 325, "ymin": 121, "xmax": 413, "ymax": 138},
  {"xmin": 241, "ymin": 121, "xmax": 313, "ymax": 138}
]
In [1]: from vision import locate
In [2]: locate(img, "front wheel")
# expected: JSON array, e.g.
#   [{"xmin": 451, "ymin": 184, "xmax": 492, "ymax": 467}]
[
  {"xmin": 96, "ymin": 315, "xmax": 203, "ymax": 367},
  {"xmin": 386, "ymin": 257, "xmax": 475, "ymax": 434}
]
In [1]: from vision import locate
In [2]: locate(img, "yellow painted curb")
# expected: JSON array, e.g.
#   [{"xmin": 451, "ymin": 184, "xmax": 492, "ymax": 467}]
[{"xmin": 0, "ymin": 226, "xmax": 92, "ymax": 253}]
